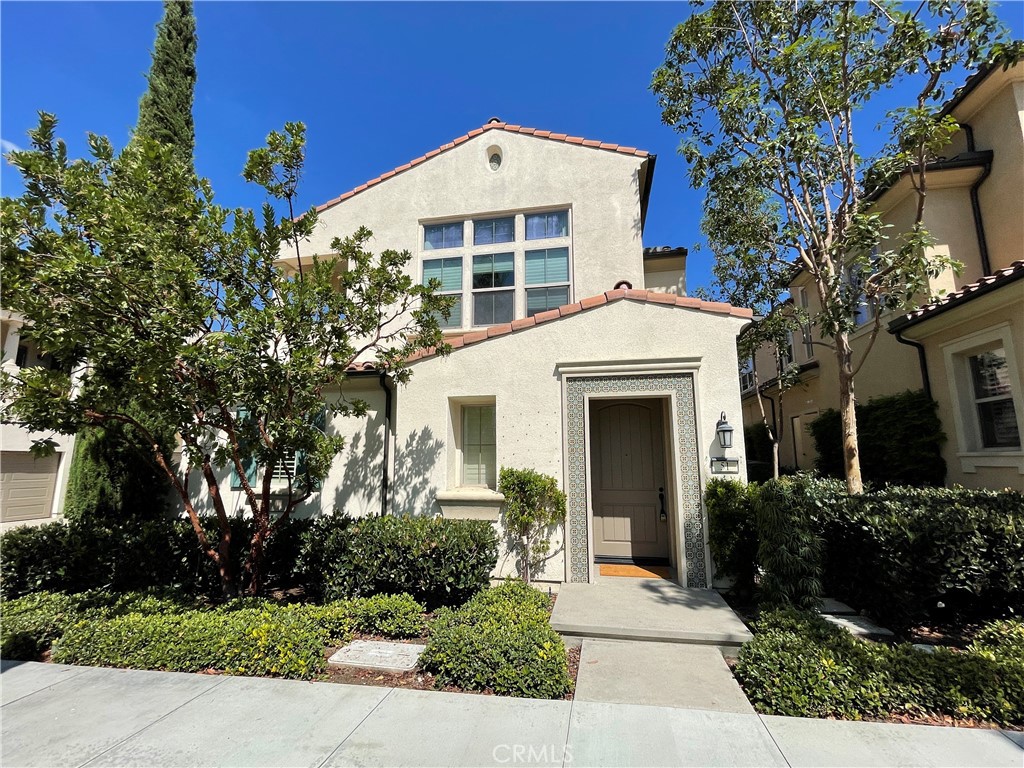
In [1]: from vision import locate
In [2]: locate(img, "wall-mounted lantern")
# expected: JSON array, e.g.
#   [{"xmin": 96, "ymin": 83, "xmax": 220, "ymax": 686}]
[{"xmin": 711, "ymin": 411, "xmax": 739, "ymax": 474}]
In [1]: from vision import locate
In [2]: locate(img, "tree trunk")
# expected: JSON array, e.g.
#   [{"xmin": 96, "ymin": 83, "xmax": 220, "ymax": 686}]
[
  {"xmin": 522, "ymin": 533, "xmax": 531, "ymax": 584},
  {"xmin": 835, "ymin": 332, "xmax": 864, "ymax": 494}
]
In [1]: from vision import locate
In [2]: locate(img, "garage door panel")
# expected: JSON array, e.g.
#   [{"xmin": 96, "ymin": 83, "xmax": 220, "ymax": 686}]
[{"xmin": 1, "ymin": 452, "xmax": 59, "ymax": 522}]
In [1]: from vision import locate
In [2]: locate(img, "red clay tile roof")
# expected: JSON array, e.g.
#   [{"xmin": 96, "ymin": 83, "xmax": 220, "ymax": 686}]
[
  {"xmin": 889, "ymin": 259, "xmax": 1024, "ymax": 332},
  {"xmin": 311, "ymin": 121, "xmax": 651, "ymax": 215},
  {"xmin": 405, "ymin": 288, "xmax": 753, "ymax": 364}
]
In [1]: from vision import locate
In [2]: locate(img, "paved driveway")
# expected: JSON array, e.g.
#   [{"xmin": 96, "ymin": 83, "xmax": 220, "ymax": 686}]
[{"xmin": 2, "ymin": 661, "xmax": 1021, "ymax": 767}]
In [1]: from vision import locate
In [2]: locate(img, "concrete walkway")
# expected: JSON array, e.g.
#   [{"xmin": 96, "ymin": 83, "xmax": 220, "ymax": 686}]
[
  {"xmin": 551, "ymin": 578, "xmax": 753, "ymax": 647},
  {"xmin": 3, "ymin": 662, "xmax": 1022, "ymax": 767}
]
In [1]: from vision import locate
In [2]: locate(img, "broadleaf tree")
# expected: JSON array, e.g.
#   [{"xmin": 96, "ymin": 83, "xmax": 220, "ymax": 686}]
[
  {"xmin": 0, "ymin": 116, "xmax": 452, "ymax": 594},
  {"xmin": 652, "ymin": 0, "xmax": 1021, "ymax": 493},
  {"xmin": 65, "ymin": 0, "xmax": 196, "ymax": 524}
]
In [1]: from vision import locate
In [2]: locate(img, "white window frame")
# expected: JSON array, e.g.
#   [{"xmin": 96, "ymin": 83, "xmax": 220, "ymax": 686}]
[
  {"xmin": 795, "ymin": 286, "xmax": 815, "ymax": 360},
  {"xmin": 422, "ymin": 256, "xmax": 463, "ymax": 330},
  {"xmin": 419, "ymin": 208, "xmax": 573, "ymax": 331},
  {"xmin": 524, "ymin": 247, "xmax": 571, "ymax": 318},
  {"xmin": 942, "ymin": 323, "xmax": 1024, "ymax": 474},
  {"xmin": 449, "ymin": 399, "xmax": 498, "ymax": 490},
  {"xmin": 470, "ymin": 252, "xmax": 515, "ymax": 327}
]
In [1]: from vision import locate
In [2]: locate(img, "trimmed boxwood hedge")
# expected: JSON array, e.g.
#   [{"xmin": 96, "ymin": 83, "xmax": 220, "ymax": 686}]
[
  {"xmin": 703, "ymin": 476, "xmax": 1023, "ymax": 631},
  {"xmin": 736, "ymin": 609, "xmax": 1024, "ymax": 727},
  {"xmin": 297, "ymin": 514, "xmax": 499, "ymax": 609},
  {"xmin": 420, "ymin": 580, "xmax": 571, "ymax": 699}
]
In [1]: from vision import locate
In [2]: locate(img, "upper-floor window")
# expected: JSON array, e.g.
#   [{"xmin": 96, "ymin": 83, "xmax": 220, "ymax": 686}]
[
  {"xmin": 740, "ymin": 358, "xmax": 756, "ymax": 392},
  {"xmin": 525, "ymin": 247, "xmax": 570, "ymax": 317},
  {"xmin": 472, "ymin": 253, "xmax": 515, "ymax": 325},
  {"xmin": 473, "ymin": 217, "xmax": 514, "ymax": 246},
  {"xmin": 525, "ymin": 211, "xmax": 568, "ymax": 240},
  {"xmin": 420, "ymin": 208, "xmax": 572, "ymax": 330},
  {"xmin": 778, "ymin": 331, "xmax": 795, "ymax": 369},
  {"xmin": 423, "ymin": 257, "xmax": 463, "ymax": 329},
  {"xmin": 424, "ymin": 222, "xmax": 463, "ymax": 250},
  {"xmin": 969, "ymin": 347, "xmax": 1020, "ymax": 449},
  {"xmin": 795, "ymin": 286, "xmax": 815, "ymax": 360}
]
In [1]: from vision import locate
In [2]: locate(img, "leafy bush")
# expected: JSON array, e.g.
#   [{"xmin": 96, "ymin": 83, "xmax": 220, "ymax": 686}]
[
  {"xmin": 498, "ymin": 467, "xmax": 567, "ymax": 583},
  {"xmin": 420, "ymin": 581, "xmax": 570, "ymax": 699},
  {"xmin": 754, "ymin": 479, "xmax": 823, "ymax": 610},
  {"xmin": 809, "ymin": 390, "xmax": 946, "ymax": 487},
  {"xmin": 54, "ymin": 606, "xmax": 330, "ymax": 679},
  {"xmin": 1, "ymin": 589, "xmax": 196, "ymax": 660},
  {"xmin": 298, "ymin": 514, "xmax": 498, "ymax": 609},
  {"xmin": 736, "ymin": 610, "xmax": 1023, "ymax": 726},
  {"xmin": 0, "ymin": 516, "xmax": 313, "ymax": 601},
  {"xmin": 704, "ymin": 479, "xmax": 758, "ymax": 595},
  {"xmin": 348, "ymin": 593, "xmax": 427, "ymax": 638},
  {"xmin": 808, "ymin": 479, "xmax": 1024, "ymax": 630}
]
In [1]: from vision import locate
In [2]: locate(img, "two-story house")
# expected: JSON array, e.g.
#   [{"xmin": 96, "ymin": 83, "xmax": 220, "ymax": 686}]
[
  {"xmin": 741, "ymin": 62, "xmax": 1024, "ymax": 491},
  {"xmin": 196, "ymin": 119, "xmax": 752, "ymax": 587},
  {"xmin": 0, "ymin": 310, "xmax": 77, "ymax": 528}
]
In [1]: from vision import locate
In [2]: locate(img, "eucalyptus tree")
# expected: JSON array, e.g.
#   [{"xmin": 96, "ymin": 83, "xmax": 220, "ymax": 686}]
[
  {"xmin": 1, "ymin": 117, "xmax": 450, "ymax": 594},
  {"xmin": 652, "ymin": 0, "xmax": 1020, "ymax": 493}
]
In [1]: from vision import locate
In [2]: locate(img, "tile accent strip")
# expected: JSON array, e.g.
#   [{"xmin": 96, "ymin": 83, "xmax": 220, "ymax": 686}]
[{"xmin": 564, "ymin": 373, "xmax": 706, "ymax": 586}]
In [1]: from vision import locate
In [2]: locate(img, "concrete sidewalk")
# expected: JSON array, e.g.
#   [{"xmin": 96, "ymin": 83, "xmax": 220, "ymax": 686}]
[{"xmin": 2, "ymin": 661, "xmax": 1022, "ymax": 767}]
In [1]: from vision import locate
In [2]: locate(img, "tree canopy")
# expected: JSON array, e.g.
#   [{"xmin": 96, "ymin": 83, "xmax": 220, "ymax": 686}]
[
  {"xmin": 652, "ymin": 0, "xmax": 1021, "ymax": 492},
  {"xmin": 1, "ymin": 117, "xmax": 450, "ymax": 593}
]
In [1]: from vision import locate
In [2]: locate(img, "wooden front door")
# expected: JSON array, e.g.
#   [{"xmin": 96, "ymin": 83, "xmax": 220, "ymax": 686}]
[{"xmin": 590, "ymin": 398, "xmax": 670, "ymax": 561}]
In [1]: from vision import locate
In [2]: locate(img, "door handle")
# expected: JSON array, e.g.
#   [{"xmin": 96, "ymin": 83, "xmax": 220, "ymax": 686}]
[{"xmin": 659, "ymin": 487, "xmax": 667, "ymax": 522}]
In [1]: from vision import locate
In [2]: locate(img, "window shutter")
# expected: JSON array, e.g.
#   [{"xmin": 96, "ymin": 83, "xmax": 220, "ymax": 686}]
[{"xmin": 230, "ymin": 408, "xmax": 258, "ymax": 490}]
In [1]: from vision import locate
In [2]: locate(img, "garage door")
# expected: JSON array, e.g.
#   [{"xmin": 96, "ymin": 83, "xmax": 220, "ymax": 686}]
[{"xmin": 1, "ymin": 452, "xmax": 59, "ymax": 523}]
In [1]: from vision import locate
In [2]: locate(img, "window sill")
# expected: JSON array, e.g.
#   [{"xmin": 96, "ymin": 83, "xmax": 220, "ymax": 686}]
[
  {"xmin": 435, "ymin": 488, "xmax": 505, "ymax": 521},
  {"xmin": 957, "ymin": 451, "xmax": 1024, "ymax": 474}
]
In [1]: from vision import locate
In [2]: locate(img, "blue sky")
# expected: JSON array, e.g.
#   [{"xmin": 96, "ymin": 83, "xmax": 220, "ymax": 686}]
[{"xmin": 2, "ymin": 2, "xmax": 1021, "ymax": 294}]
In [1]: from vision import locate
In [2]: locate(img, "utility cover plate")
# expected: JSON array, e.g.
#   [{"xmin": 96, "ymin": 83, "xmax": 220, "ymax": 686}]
[{"xmin": 328, "ymin": 640, "xmax": 426, "ymax": 672}]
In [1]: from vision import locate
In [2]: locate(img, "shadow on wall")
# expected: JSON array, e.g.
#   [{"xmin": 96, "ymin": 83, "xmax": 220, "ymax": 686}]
[
  {"xmin": 391, "ymin": 427, "xmax": 444, "ymax": 517},
  {"xmin": 497, "ymin": 520, "xmax": 565, "ymax": 582},
  {"xmin": 331, "ymin": 428, "xmax": 384, "ymax": 518}
]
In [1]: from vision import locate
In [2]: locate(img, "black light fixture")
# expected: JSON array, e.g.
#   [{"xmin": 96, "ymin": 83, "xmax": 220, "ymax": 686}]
[{"xmin": 716, "ymin": 411, "xmax": 734, "ymax": 450}]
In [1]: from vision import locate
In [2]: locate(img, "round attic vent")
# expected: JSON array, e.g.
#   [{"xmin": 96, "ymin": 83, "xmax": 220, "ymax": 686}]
[{"xmin": 487, "ymin": 144, "xmax": 503, "ymax": 171}]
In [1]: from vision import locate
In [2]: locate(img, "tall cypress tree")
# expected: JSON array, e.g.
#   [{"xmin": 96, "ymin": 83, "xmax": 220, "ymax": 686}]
[
  {"xmin": 135, "ymin": 0, "xmax": 197, "ymax": 164},
  {"xmin": 65, "ymin": 2, "xmax": 197, "ymax": 524}
]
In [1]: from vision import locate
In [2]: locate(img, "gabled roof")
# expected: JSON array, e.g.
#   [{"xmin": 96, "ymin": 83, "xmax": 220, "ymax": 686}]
[
  {"xmin": 888, "ymin": 259, "xmax": 1024, "ymax": 333},
  {"xmin": 406, "ymin": 288, "xmax": 752, "ymax": 364},
  {"xmin": 310, "ymin": 120, "xmax": 653, "ymax": 216}
]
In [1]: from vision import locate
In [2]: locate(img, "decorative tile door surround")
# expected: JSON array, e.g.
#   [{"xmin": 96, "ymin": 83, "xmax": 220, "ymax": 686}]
[{"xmin": 564, "ymin": 373, "xmax": 707, "ymax": 586}]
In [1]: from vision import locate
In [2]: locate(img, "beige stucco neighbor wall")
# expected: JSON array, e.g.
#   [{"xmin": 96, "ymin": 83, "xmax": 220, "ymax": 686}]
[
  {"xmin": 392, "ymin": 298, "xmax": 749, "ymax": 583},
  {"xmin": 906, "ymin": 290, "xmax": 1024, "ymax": 490}
]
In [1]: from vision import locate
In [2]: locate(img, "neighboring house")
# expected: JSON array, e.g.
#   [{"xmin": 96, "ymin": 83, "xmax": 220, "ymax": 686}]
[
  {"xmin": 0, "ymin": 310, "xmax": 76, "ymax": 529},
  {"xmin": 194, "ymin": 119, "xmax": 752, "ymax": 587},
  {"xmin": 740, "ymin": 62, "xmax": 1024, "ymax": 491}
]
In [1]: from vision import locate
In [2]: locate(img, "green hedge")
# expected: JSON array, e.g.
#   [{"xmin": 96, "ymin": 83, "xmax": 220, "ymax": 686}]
[
  {"xmin": 705, "ymin": 479, "xmax": 758, "ymax": 596},
  {"xmin": 420, "ymin": 580, "xmax": 571, "ymax": 699},
  {"xmin": 2, "ymin": 590, "xmax": 426, "ymax": 664},
  {"xmin": 297, "ymin": 514, "xmax": 498, "ymax": 609},
  {"xmin": 736, "ymin": 609, "xmax": 1024, "ymax": 726},
  {"xmin": 809, "ymin": 390, "xmax": 946, "ymax": 487},
  {"xmin": 755, "ymin": 479, "xmax": 823, "ymax": 610},
  {"xmin": 0, "ymin": 516, "xmax": 312, "ymax": 601},
  {"xmin": 704, "ymin": 475, "xmax": 1023, "ymax": 631}
]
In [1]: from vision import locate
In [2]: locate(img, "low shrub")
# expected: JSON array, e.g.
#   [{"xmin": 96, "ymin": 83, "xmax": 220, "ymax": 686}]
[
  {"xmin": 809, "ymin": 390, "xmax": 946, "ymax": 487},
  {"xmin": 498, "ymin": 467, "xmax": 566, "ymax": 583},
  {"xmin": 348, "ymin": 593, "xmax": 427, "ymax": 638},
  {"xmin": 298, "ymin": 514, "xmax": 498, "ymax": 609},
  {"xmin": 704, "ymin": 478, "xmax": 758, "ymax": 596},
  {"xmin": 0, "ymin": 589, "xmax": 196, "ymax": 661},
  {"xmin": 54, "ymin": 607, "xmax": 329, "ymax": 679},
  {"xmin": 420, "ymin": 580, "xmax": 569, "ymax": 699},
  {"xmin": 735, "ymin": 610, "xmax": 1024, "ymax": 726}
]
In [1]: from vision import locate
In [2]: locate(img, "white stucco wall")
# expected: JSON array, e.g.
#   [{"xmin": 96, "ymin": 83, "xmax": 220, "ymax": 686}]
[
  {"xmin": 293, "ymin": 131, "xmax": 648, "ymax": 336},
  {"xmin": 391, "ymin": 298, "xmax": 749, "ymax": 582}
]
